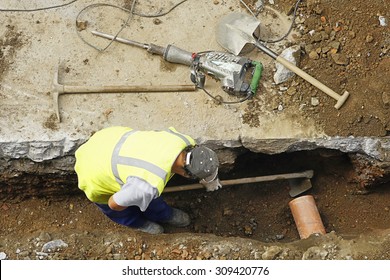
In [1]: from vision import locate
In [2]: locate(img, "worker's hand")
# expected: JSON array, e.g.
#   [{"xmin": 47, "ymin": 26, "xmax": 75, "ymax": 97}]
[{"xmin": 201, "ymin": 177, "xmax": 222, "ymax": 192}]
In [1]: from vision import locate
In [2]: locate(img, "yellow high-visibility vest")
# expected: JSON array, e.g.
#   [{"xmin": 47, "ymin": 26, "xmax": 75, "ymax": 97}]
[{"xmin": 74, "ymin": 126, "xmax": 195, "ymax": 204}]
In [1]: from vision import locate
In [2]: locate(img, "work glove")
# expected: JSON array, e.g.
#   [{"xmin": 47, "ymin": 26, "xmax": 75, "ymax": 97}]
[
  {"xmin": 201, "ymin": 177, "xmax": 222, "ymax": 192},
  {"xmin": 200, "ymin": 168, "xmax": 222, "ymax": 192}
]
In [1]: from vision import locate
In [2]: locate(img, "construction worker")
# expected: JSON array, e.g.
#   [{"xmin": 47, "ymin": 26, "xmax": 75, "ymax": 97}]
[{"xmin": 74, "ymin": 126, "xmax": 221, "ymax": 234}]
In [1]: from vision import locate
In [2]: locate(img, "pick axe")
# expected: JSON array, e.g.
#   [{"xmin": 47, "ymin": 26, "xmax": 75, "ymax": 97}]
[
  {"xmin": 51, "ymin": 66, "xmax": 196, "ymax": 122},
  {"xmin": 165, "ymin": 170, "xmax": 314, "ymax": 197}
]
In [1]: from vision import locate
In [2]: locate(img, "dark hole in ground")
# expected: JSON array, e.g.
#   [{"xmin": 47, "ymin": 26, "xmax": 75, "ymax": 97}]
[{"xmin": 163, "ymin": 149, "xmax": 390, "ymax": 243}]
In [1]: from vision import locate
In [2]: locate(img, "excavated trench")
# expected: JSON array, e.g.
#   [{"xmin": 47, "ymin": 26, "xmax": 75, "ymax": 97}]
[
  {"xmin": 163, "ymin": 149, "xmax": 390, "ymax": 242},
  {"xmin": 1, "ymin": 148, "xmax": 390, "ymax": 244}
]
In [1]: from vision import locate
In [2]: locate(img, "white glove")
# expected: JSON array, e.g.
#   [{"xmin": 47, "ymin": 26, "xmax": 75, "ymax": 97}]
[{"xmin": 200, "ymin": 177, "xmax": 222, "ymax": 192}]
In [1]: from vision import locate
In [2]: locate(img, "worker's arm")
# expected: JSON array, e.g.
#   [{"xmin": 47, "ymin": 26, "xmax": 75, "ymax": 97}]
[
  {"xmin": 108, "ymin": 176, "xmax": 158, "ymax": 211},
  {"xmin": 108, "ymin": 195, "xmax": 128, "ymax": 211}
]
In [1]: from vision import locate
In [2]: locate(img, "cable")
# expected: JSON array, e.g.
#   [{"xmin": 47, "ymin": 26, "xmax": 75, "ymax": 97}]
[
  {"xmin": 199, "ymin": 86, "xmax": 253, "ymax": 105},
  {"xmin": 240, "ymin": 0, "xmax": 303, "ymax": 44},
  {"xmin": 239, "ymin": 0, "xmax": 257, "ymax": 18},
  {"xmin": 75, "ymin": 3, "xmax": 136, "ymax": 52},
  {"xmin": 261, "ymin": 0, "xmax": 302, "ymax": 43},
  {"xmin": 133, "ymin": 0, "xmax": 188, "ymax": 18},
  {"xmin": 75, "ymin": 1, "xmax": 189, "ymax": 52},
  {"xmin": 0, "ymin": 0, "xmax": 78, "ymax": 12}
]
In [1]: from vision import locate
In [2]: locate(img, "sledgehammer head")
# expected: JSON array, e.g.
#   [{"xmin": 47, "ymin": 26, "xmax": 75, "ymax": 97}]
[{"xmin": 51, "ymin": 68, "xmax": 64, "ymax": 122}]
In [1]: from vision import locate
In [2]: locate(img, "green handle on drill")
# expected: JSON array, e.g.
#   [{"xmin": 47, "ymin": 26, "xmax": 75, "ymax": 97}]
[{"xmin": 250, "ymin": 61, "xmax": 263, "ymax": 95}]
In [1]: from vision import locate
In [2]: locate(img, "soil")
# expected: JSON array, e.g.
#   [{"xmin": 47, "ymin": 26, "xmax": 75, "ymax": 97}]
[{"xmin": 1, "ymin": 0, "xmax": 390, "ymax": 261}]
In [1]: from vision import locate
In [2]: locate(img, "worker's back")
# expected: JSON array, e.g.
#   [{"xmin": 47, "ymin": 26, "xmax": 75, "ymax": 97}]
[{"xmin": 75, "ymin": 126, "xmax": 133, "ymax": 203}]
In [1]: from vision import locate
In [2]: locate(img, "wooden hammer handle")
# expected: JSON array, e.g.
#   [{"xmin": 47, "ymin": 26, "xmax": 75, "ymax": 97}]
[{"xmin": 61, "ymin": 84, "xmax": 196, "ymax": 93}]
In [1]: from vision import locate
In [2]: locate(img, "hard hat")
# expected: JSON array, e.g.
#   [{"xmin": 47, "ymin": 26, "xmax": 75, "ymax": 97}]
[{"xmin": 184, "ymin": 146, "xmax": 219, "ymax": 179}]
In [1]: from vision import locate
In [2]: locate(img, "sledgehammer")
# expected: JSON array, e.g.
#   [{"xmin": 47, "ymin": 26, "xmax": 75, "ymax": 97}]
[{"xmin": 51, "ymin": 67, "xmax": 196, "ymax": 122}]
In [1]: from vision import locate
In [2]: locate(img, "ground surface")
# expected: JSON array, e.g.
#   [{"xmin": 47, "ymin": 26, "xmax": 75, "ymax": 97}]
[{"xmin": 0, "ymin": 0, "xmax": 389, "ymax": 260}]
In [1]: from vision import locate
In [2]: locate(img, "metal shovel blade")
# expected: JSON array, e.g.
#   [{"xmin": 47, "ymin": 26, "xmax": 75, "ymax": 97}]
[{"xmin": 216, "ymin": 12, "xmax": 261, "ymax": 56}]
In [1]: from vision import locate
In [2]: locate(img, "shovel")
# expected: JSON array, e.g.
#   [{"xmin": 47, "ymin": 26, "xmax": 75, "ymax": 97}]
[
  {"xmin": 216, "ymin": 12, "xmax": 350, "ymax": 109},
  {"xmin": 164, "ymin": 170, "xmax": 313, "ymax": 197}
]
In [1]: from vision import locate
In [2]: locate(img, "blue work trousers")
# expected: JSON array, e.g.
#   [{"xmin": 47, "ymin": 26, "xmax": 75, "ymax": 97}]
[{"xmin": 95, "ymin": 197, "xmax": 173, "ymax": 228}]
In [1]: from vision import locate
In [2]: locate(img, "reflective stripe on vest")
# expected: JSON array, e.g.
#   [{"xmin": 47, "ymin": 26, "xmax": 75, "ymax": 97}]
[
  {"xmin": 164, "ymin": 128, "xmax": 193, "ymax": 146},
  {"xmin": 111, "ymin": 128, "xmax": 193, "ymax": 186}
]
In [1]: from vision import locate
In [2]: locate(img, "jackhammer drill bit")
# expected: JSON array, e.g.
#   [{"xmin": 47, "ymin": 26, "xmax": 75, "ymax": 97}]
[{"xmin": 91, "ymin": 30, "xmax": 194, "ymax": 67}]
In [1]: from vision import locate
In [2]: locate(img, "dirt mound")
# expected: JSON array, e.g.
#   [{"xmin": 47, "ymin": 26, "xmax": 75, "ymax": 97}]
[{"xmin": 242, "ymin": 0, "xmax": 389, "ymax": 136}]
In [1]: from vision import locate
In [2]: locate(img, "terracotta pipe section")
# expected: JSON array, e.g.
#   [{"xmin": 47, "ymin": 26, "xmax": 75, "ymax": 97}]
[{"xmin": 289, "ymin": 195, "xmax": 326, "ymax": 239}]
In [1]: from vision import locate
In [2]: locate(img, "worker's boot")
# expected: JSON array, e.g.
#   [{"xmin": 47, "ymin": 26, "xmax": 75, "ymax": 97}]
[
  {"xmin": 164, "ymin": 208, "xmax": 191, "ymax": 227},
  {"xmin": 137, "ymin": 220, "xmax": 164, "ymax": 234}
]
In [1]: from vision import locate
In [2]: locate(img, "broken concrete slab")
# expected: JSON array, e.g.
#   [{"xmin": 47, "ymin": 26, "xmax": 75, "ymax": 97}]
[{"xmin": 0, "ymin": 0, "xmax": 321, "ymax": 156}]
